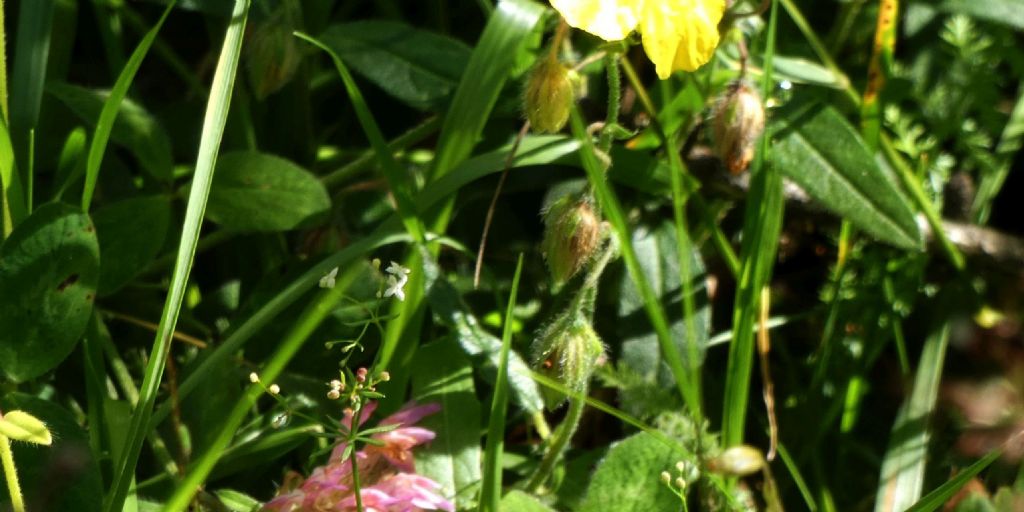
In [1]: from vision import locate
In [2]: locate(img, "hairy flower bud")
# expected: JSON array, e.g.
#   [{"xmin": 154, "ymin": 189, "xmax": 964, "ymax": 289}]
[
  {"xmin": 712, "ymin": 81, "xmax": 765, "ymax": 174},
  {"xmin": 541, "ymin": 195, "xmax": 601, "ymax": 287},
  {"xmin": 524, "ymin": 58, "xmax": 574, "ymax": 133},
  {"xmin": 532, "ymin": 314, "xmax": 605, "ymax": 410},
  {"xmin": 709, "ymin": 445, "xmax": 766, "ymax": 476}
]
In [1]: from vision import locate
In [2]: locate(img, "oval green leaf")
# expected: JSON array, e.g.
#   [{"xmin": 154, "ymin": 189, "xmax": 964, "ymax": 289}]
[
  {"xmin": 47, "ymin": 82, "xmax": 175, "ymax": 182},
  {"xmin": 578, "ymin": 432, "xmax": 688, "ymax": 512},
  {"xmin": 93, "ymin": 195, "xmax": 171, "ymax": 295},
  {"xmin": 318, "ymin": 21, "xmax": 471, "ymax": 111},
  {"xmin": 0, "ymin": 202, "xmax": 99, "ymax": 382},
  {"xmin": 773, "ymin": 101, "xmax": 923, "ymax": 249},
  {"xmin": 205, "ymin": 151, "xmax": 331, "ymax": 232}
]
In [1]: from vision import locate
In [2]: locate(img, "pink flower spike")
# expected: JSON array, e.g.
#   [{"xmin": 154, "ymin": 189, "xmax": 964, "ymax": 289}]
[
  {"xmin": 379, "ymin": 401, "xmax": 441, "ymax": 428},
  {"xmin": 372, "ymin": 473, "xmax": 454, "ymax": 512}
]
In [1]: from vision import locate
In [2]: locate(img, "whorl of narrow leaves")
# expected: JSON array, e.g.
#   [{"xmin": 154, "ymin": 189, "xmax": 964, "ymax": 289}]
[{"xmin": 0, "ymin": 410, "xmax": 52, "ymax": 445}]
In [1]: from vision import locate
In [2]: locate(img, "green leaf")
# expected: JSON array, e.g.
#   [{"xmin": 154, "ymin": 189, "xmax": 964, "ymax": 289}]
[
  {"xmin": 875, "ymin": 322, "xmax": 950, "ymax": 512},
  {"xmin": 317, "ymin": 21, "xmax": 470, "ymax": 111},
  {"xmin": 424, "ymin": 261, "xmax": 543, "ymax": 413},
  {"xmin": 93, "ymin": 195, "xmax": 171, "ymax": 295},
  {"xmin": 770, "ymin": 55, "xmax": 846, "ymax": 89},
  {"xmin": 0, "ymin": 393, "xmax": 103, "ymax": 512},
  {"xmin": 0, "ymin": 410, "xmax": 52, "ymax": 445},
  {"xmin": 617, "ymin": 220, "xmax": 710, "ymax": 402},
  {"xmin": 905, "ymin": 449, "xmax": 1001, "ymax": 512},
  {"xmin": 935, "ymin": 0, "xmax": 1024, "ymax": 31},
  {"xmin": 214, "ymin": 489, "xmax": 262, "ymax": 512},
  {"xmin": 107, "ymin": 1, "xmax": 251, "ymax": 510},
  {"xmin": 500, "ymin": 490, "xmax": 556, "ymax": 512},
  {"xmin": 205, "ymin": 151, "xmax": 331, "ymax": 232},
  {"xmin": 47, "ymin": 82, "xmax": 174, "ymax": 182},
  {"xmin": 412, "ymin": 337, "xmax": 483, "ymax": 509},
  {"xmin": 0, "ymin": 202, "xmax": 99, "ymax": 382},
  {"xmin": 773, "ymin": 101, "xmax": 922, "ymax": 249},
  {"xmin": 578, "ymin": 432, "xmax": 687, "ymax": 512}
]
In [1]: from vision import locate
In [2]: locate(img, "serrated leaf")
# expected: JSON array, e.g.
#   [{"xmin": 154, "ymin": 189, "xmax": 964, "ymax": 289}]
[
  {"xmin": 47, "ymin": 82, "xmax": 175, "ymax": 182},
  {"xmin": 0, "ymin": 410, "xmax": 52, "ymax": 445},
  {"xmin": 0, "ymin": 203, "xmax": 99, "ymax": 382},
  {"xmin": 318, "ymin": 21, "xmax": 471, "ymax": 111},
  {"xmin": 93, "ymin": 195, "xmax": 171, "ymax": 295},
  {"xmin": 412, "ymin": 338, "xmax": 483, "ymax": 508},
  {"xmin": 578, "ymin": 432, "xmax": 687, "ymax": 512},
  {"xmin": 773, "ymin": 101, "xmax": 922, "ymax": 249},
  {"xmin": 205, "ymin": 151, "xmax": 331, "ymax": 232}
]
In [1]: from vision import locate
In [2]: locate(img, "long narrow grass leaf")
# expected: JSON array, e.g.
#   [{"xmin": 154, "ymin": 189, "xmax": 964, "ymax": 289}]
[
  {"xmin": 874, "ymin": 323, "xmax": 950, "ymax": 512},
  {"xmin": 904, "ymin": 448, "xmax": 1004, "ymax": 512},
  {"xmin": 103, "ymin": 2, "xmax": 250, "ymax": 510},
  {"xmin": 721, "ymin": 0, "xmax": 784, "ymax": 448},
  {"xmin": 164, "ymin": 265, "xmax": 357, "ymax": 511},
  {"xmin": 295, "ymin": 31, "xmax": 425, "ymax": 242},
  {"xmin": 81, "ymin": 1, "xmax": 176, "ymax": 212},
  {"xmin": 568, "ymin": 106, "xmax": 698, "ymax": 415},
  {"xmin": 480, "ymin": 254, "xmax": 524, "ymax": 512}
]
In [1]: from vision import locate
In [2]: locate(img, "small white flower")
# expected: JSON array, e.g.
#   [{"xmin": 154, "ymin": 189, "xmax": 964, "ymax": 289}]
[
  {"xmin": 268, "ymin": 384, "xmax": 281, "ymax": 395},
  {"xmin": 385, "ymin": 261, "xmax": 410, "ymax": 277},
  {"xmin": 382, "ymin": 261, "xmax": 410, "ymax": 301},
  {"xmin": 249, "ymin": 372, "xmax": 260, "ymax": 384},
  {"xmin": 383, "ymin": 275, "xmax": 406, "ymax": 301},
  {"xmin": 319, "ymin": 267, "xmax": 339, "ymax": 289}
]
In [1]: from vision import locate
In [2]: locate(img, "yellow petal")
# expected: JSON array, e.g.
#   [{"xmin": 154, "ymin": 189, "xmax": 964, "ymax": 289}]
[
  {"xmin": 550, "ymin": 0, "xmax": 641, "ymax": 41},
  {"xmin": 640, "ymin": 0, "xmax": 724, "ymax": 79}
]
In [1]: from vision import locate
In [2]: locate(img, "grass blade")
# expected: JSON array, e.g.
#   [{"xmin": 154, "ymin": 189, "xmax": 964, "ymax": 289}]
[
  {"xmin": 479, "ymin": 254, "xmax": 524, "ymax": 512},
  {"xmin": 568, "ymin": 105, "xmax": 699, "ymax": 415},
  {"xmin": 164, "ymin": 264, "xmax": 358, "ymax": 511},
  {"xmin": 103, "ymin": 1, "xmax": 251, "ymax": 510},
  {"xmin": 295, "ymin": 31, "xmax": 425, "ymax": 242},
  {"xmin": 81, "ymin": 0, "xmax": 176, "ymax": 212},
  {"xmin": 904, "ymin": 448, "xmax": 1003, "ymax": 512},
  {"xmin": 874, "ymin": 322, "xmax": 950, "ymax": 512},
  {"xmin": 9, "ymin": 0, "xmax": 54, "ymax": 163},
  {"xmin": 721, "ymin": 0, "xmax": 784, "ymax": 448}
]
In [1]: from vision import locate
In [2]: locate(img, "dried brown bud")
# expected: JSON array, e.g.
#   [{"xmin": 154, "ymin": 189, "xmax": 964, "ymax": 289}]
[
  {"xmin": 524, "ymin": 58, "xmax": 574, "ymax": 133},
  {"xmin": 712, "ymin": 81, "xmax": 765, "ymax": 174},
  {"xmin": 541, "ymin": 195, "xmax": 602, "ymax": 286}
]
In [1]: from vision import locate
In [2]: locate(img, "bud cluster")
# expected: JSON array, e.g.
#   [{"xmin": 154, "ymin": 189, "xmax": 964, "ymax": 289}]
[{"xmin": 325, "ymin": 367, "xmax": 390, "ymax": 403}]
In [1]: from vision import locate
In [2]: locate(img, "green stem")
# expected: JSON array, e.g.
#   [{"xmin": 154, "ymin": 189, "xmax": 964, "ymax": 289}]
[
  {"xmin": 0, "ymin": 434, "xmax": 25, "ymax": 512},
  {"xmin": 349, "ymin": 400, "xmax": 365, "ymax": 512},
  {"xmin": 598, "ymin": 53, "xmax": 621, "ymax": 153},
  {"xmin": 525, "ymin": 394, "xmax": 586, "ymax": 492}
]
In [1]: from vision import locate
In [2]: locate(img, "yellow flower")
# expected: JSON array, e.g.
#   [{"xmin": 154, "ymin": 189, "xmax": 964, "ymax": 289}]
[{"xmin": 550, "ymin": 0, "xmax": 725, "ymax": 79}]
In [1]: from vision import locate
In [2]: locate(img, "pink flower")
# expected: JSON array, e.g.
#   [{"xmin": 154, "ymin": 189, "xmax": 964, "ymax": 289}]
[{"xmin": 262, "ymin": 401, "xmax": 453, "ymax": 512}]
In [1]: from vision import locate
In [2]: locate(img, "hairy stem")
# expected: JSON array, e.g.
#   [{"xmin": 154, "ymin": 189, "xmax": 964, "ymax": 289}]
[
  {"xmin": 0, "ymin": 434, "xmax": 25, "ymax": 512},
  {"xmin": 525, "ymin": 394, "xmax": 587, "ymax": 492}
]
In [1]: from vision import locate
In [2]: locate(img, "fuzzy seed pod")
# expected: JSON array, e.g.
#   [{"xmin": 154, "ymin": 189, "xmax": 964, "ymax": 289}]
[
  {"xmin": 541, "ymin": 196, "xmax": 601, "ymax": 286},
  {"xmin": 712, "ymin": 81, "xmax": 765, "ymax": 174},
  {"xmin": 524, "ymin": 58, "xmax": 574, "ymax": 133},
  {"xmin": 709, "ymin": 445, "xmax": 766, "ymax": 477},
  {"xmin": 532, "ymin": 313, "xmax": 605, "ymax": 410}
]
